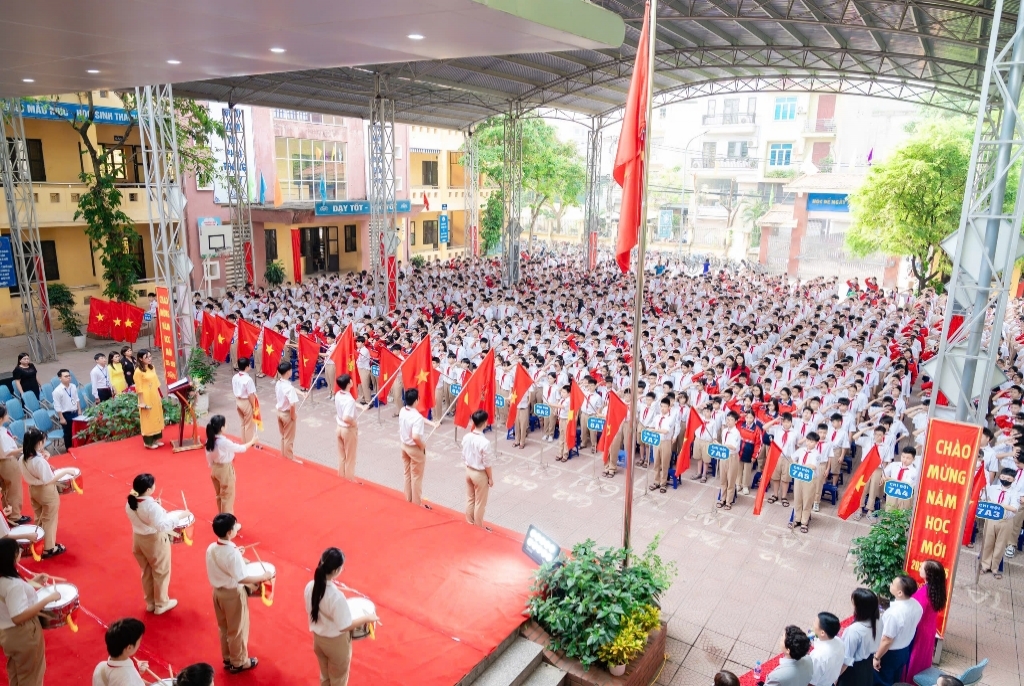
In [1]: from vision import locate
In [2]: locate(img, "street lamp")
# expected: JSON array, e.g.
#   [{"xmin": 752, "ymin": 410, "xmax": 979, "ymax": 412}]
[{"xmin": 680, "ymin": 130, "xmax": 706, "ymax": 253}]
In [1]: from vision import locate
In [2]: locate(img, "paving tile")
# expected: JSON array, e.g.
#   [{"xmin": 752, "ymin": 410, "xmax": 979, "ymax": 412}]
[
  {"xmin": 669, "ymin": 666, "xmax": 712, "ymax": 686},
  {"xmin": 657, "ymin": 660, "xmax": 681, "ymax": 686},
  {"xmin": 729, "ymin": 641, "xmax": 772, "ymax": 670},
  {"xmin": 681, "ymin": 648, "xmax": 726, "ymax": 678},
  {"xmin": 665, "ymin": 637, "xmax": 692, "ymax": 664}
]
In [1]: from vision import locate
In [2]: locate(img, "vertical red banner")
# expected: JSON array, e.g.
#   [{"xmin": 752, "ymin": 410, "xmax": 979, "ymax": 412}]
[
  {"xmin": 154, "ymin": 287, "xmax": 178, "ymax": 384},
  {"xmin": 243, "ymin": 241, "xmax": 254, "ymax": 285},
  {"xmin": 291, "ymin": 229, "xmax": 302, "ymax": 284},
  {"xmin": 904, "ymin": 418, "xmax": 981, "ymax": 638},
  {"xmin": 387, "ymin": 255, "xmax": 397, "ymax": 312},
  {"xmin": 588, "ymin": 232, "xmax": 598, "ymax": 270}
]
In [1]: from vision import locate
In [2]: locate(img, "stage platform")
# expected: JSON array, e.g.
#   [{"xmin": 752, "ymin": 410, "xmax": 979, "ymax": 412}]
[{"xmin": 9, "ymin": 428, "xmax": 537, "ymax": 685}]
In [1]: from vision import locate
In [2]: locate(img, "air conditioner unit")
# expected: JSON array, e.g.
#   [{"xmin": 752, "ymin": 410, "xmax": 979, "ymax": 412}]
[{"xmin": 204, "ymin": 261, "xmax": 221, "ymax": 281}]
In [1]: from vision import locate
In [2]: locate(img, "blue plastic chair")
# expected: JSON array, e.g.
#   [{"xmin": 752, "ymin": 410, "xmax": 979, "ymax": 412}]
[
  {"xmin": 69, "ymin": 372, "xmax": 80, "ymax": 386},
  {"xmin": 83, "ymin": 383, "xmax": 94, "ymax": 403},
  {"xmin": 31, "ymin": 409, "xmax": 66, "ymax": 452},
  {"xmin": 0, "ymin": 387, "xmax": 12, "ymax": 403},
  {"xmin": 913, "ymin": 658, "xmax": 987, "ymax": 686},
  {"xmin": 21, "ymin": 391, "xmax": 41, "ymax": 415},
  {"xmin": 78, "ymin": 388, "xmax": 92, "ymax": 410},
  {"xmin": 7, "ymin": 420, "xmax": 24, "ymax": 445},
  {"xmin": 49, "ymin": 376, "xmax": 60, "ymax": 388},
  {"xmin": 821, "ymin": 481, "xmax": 838, "ymax": 505},
  {"xmin": 38, "ymin": 383, "xmax": 54, "ymax": 409},
  {"xmin": 5, "ymin": 399, "xmax": 26, "ymax": 424}
]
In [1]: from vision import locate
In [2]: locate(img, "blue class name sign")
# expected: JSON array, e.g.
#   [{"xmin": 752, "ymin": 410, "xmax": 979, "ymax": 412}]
[
  {"xmin": 884, "ymin": 480, "xmax": 913, "ymax": 500},
  {"xmin": 449, "ymin": 383, "xmax": 462, "ymax": 395},
  {"xmin": 708, "ymin": 443, "xmax": 730, "ymax": 460},
  {"xmin": 533, "ymin": 403, "xmax": 551, "ymax": 418},
  {"xmin": 315, "ymin": 199, "xmax": 412, "ymax": 216},
  {"xmin": 495, "ymin": 394, "xmax": 505, "ymax": 408},
  {"xmin": 640, "ymin": 430, "xmax": 661, "ymax": 447},
  {"xmin": 789, "ymin": 464, "xmax": 815, "ymax": 482},
  {"xmin": 976, "ymin": 501, "xmax": 1005, "ymax": 521},
  {"xmin": 588, "ymin": 417, "xmax": 606, "ymax": 432}
]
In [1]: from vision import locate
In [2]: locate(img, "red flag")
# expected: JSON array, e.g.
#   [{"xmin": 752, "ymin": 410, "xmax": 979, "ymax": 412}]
[
  {"xmin": 252, "ymin": 395, "xmax": 264, "ymax": 431},
  {"xmin": 673, "ymin": 406, "xmax": 704, "ymax": 477},
  {"xmin": 598, "ymin": 391, "xmax": 627, "ymax": 464},
  {"xmin": 211, "ymin": 317, "xmax": 235, "ymax": 363},
  {"xmin": 506, "ymin": 363, "xmax": 534, "ymax": 431},
  {"xmin": 236, "ymin": 318, "xmax": 261, "ymax": 362},
  {"xmin": 121, "ymin": 302, "xmax": 145, "ymax": 344},
  {"xmin": 260, "ymin": 327, "xmax": 288, "ymax": 377},
  {"xmin": 611, "ymin": 0, "xmax": 652, "ymax": 274},
  {"xmin": 961, "ymin": 465, "xmax": 988, "ymax": 546},
  {"xmin": 454, "ymin": 349, "xmax": 496, "ymax": 429},
  {"xmin": 837, "ymin": 444, "xmax": 882, "ymax": 520},
  {"xmin": 200, "ymin": 312, "xmax": 216, "ymax": 353},
  {"xmin": 110, "ymin": 302, "xmax": 127, "ymax": 343},
  {"xmin": 422, "ymin": 192, "xmax": 430, "ymax": 211},
  {"xmin": 297, "ymin": 334, "xmax": 320, "ymax": 389},
  {"xmin": 329, "ymin": 324, "xmax": 361, "ymax": 397},
  {"xmin": 400, "ymin": 335, "xmax": 434, "ymax": 413},
  {"xmin": 87, "ymin": 298, "xmax": 111, "ymax": 338},
  {"xmin": 754, "ymin": 442, "xmax": 783, "ymax": 515},
  {"xmin": 376, "ymin": 348, "xmax": 403, "ymax": 405},
  {"xmin": 566, "ymin": 378, "xmax": 585, "ymax": 450}
]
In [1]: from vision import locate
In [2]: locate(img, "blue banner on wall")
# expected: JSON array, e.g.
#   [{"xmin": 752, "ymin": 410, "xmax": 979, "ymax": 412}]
[
  {"xmin": 0, "ymin": 237, "xmax": 17, "ymax": 288},
  {"xmin": 315, "ymin": 199, "xmax": 412, "ymax": 216},
  {"xmin": 807, "ymin": 193, "xmax": 849, "ymax": 212},
  {"xmin": 16, "ymin": 99, "xmax": 135, "ymax": 126},
  {"xmin": 439, "ymin": 214, "xmax": 449, "ymax": 244}
]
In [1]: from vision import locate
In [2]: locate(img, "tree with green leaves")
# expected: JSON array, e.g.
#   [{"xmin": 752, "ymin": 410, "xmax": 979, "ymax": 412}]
[
  {"xmin": 480, "ymin": 192, "xmax": 504, "ymax": 254},
  {"xmin": 472, "ymin": 116, "xmax": 586, "ymax": 241},
  {"xmin": 846, "ymin": 119, "xmax": 974, "ymax": 293},
  {"xmin": 58, "ymin": 92, "xmax": 222, "ymax": 302}
]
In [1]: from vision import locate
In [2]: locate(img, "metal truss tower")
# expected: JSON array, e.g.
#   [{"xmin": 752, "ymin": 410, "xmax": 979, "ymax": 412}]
[
  {"xmin": 369, "ymin": 76, "xmax": 398, "ymax": 313},
  {"xmin": 502, "ymin": 104, "xmax": 523, "ymax": 286},
  {"xmin": 222, "ymin": 106, "xmax": 253, "ymax": 287},
  {"xmin": 463, "ymin": 129, "xmax": 480, "ymax": 256},
  {"xmin": 0, "ymin": 100, "xmax": 57, "ymax": 362},
  {"xmin": 136, "ymin": 84, "xmax": 195, "ymax": 379},
  {"xmin": 927, "ymin": 0, "xmax": 1024, "ymax": 424},
  {"xmin": 583, "ymin": 117, "xmax": 603, "ymax": 271}
]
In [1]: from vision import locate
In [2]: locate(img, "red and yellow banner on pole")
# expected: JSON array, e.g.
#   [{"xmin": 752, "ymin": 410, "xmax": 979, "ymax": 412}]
[
  {"xmin": 154, "ymin": 287, "xmax": 178, "ymax": 384},
  {"xmin": 904, "ymin": 418, "xmax": 981, "ymax": 638}
]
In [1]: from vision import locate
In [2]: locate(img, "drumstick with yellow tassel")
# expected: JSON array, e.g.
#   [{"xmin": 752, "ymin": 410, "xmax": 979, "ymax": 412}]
[
  {"xmin": 252, "ymin": 547, "xmax": 274, "ymax": 607},
  {"xmin": 180, "ymin": 491, "xmax": 194, "ymax": 546}
]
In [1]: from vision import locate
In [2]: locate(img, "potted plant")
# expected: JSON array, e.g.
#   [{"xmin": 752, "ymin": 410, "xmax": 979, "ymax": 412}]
[
  {"xmin": 75, "ymin": 391, "xmax": 182, "ymax": 444},
  {"xmin": 850, "ymin": 508, "xmax": 911, "ymax": 599},
  {"xmin": 527, "ymin": 534, "xmax": 675, "ymax": 672},
  {"xmin": 48, "ymin": 283, "xmax": 86, "ymax": 348},
  {"xmin": 264, "ymin": 260, "xmax": 286, "ymax": 288},
  {"xmin": 186, "ymin": 347, "xmax": 217, "ymax": 415}
]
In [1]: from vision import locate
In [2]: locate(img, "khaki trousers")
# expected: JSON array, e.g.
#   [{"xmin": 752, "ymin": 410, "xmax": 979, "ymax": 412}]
[
  {"xmin": 557, "ymin": 418, "xmax": 569, "ymax": 458},
  {"xmin": 357, "ymin": 371, "xmax": 372, "ymax": 404},
  {"xmin": 401, "ymin": 444, "xmax": 426, "ymax": 504},
  {"xmin": 514, "ymin": 407, "xmax": 530, "ymax": 446},
  {"xmin": 28, "ymin": 484, "xmax": 58, "ymax": 550},
  {"xmin": 388, "ymin": 381, "xmax": 404, "ymax": 416},
  {"xmin": 336, "ymin": 425, "xmax": 358, "ymax": 479},
  {"xmin": 0, "ymin": 457, "xmax": 24, "ymax": 522},
  {"xmin": 606, "ymin": 423, "xmax": 626, "ymax": 475},
  {"xmin": 981, "ymin": 518, "xmax": 1017, "ymax": 571},
  {"xmin": 235, "ymin": 398, "xmax": 256, "ymax": 443},
  {"xmin": 694, "ymin": 438, "xmax": 713, "ymax": 465},
  {"xmin": 653, "ymin": 441, "xmax": 672, "ymax": 486},
  {"xmin": 210, "ymin": 462, "xmax": 236, "ymax": 514},
  {"xmin": 313, "ymin": 632, "xmax": 352, "ymax": 686},
  {"xmin": 465, "ymin": 467, "xmax": 489, "ymax": 526},
  {"xmin": 811, "ymin": 464, "xmax": 827, "ymax": 506},
  {"xmin": 793, "ymin": 478, "xmax": 815, "ymax": 525},
  {"xmin": 861, "ymin": 467, "xmax": 885, "ymax": 512},
  {"xmin": 133, "ymin": 531, "xmax": 172, "ymax": 609},
  {"xmin": 543, "ymin": 415, "xmax": 556, "ymax": 439},
  {"xmin": 580, "ymin": 413, "xmax": 594, "ymax": 449},
  {"xmin": 885, "ymin": 495, "xmax": 914, "ymax": 512},
  {"xmin": 496, "ymin": 391, "xmax": 510, "ymax": 427},
  {"xmin": 278, "ymin": 410, "xmax": 296, "ymax": 460},
  {"xmin": 718, "ymin": 457, "xmax": 740, "ymax": 503},
  {"xmin": 213, "ymin": 586, "xmax": 250, "ymax": 667},
  {"xmin": 0, "ymin": 619, "xmax": 45, "ymax": 686},
  {"xmin": 770, "ymin": 457, "xmax": 794, "ymax": 500}
]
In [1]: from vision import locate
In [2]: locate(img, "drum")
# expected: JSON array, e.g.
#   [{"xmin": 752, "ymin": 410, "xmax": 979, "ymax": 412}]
[
  {"xmin": 10, "ymin": 525, "xmax": 45, "ymax": 561},
  {"xmin": 55, "ymin": 467, "xmax": 83, "ymax": 495},
  {"xmin": 37, "ymin": 583, "xmax": 80, "ymax": 630},
  {"xmin": 347, "ymin": 597, "xmax": 377, "ymax": 640},
  {"xmin": 242, "ymin": 561, "xmax": 275, "ymax": 606},
  {"xmin": 165, "ymin": 509, "xmax": 195, "ymax": 546}
]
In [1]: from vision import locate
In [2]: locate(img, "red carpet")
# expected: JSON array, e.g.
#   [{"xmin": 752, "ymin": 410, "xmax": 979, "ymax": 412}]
[{"xmin": 5, "ymin": 428, "xmax": 536, "ymax": 685}]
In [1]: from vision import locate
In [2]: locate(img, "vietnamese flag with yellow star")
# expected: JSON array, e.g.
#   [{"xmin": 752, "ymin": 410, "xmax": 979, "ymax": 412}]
[
  {"xmin": 236, "ymin": 318, "xmax": 261, "ymax": 362},
  {"xmin": 837, "ymin": 444, "xmax": 881, "ymax": 520},
  {"xmin": 754, "ymin": 442, "xmax": 783, "ymax": 516},
  {"xmin": 200, "ymin": 311, "xmax": 217, "ymax": 354},
  {"xmin": 121, "ymin": 302, "xmax": 146, "ymax": 344},
  {"xmin": 329, "ymin": 323, "xmax": 361, "ymax": 397},
  {"xmin": 454, "ymin": 348, "xmax": 496, "ymax": 429},
  {"xmin": 506, "ymin": 363, "xmax": 534, "ymax": 430},
  {"xmin": 375, "ymin": 347, "xmax": 403, "ymax": 405},
  {"xmin": 260, "ymin": 327, "xmax": 288, "ymax": 377},
  {"xmin": 110, "ymin": 303, "xmax": 127, "ymax": 342},
  {"xmin": 567, "ymin": 378, "xmax": 585, "ymax": 450},
  {"xmin": 400, "ymin": 335, "xmax": 434, "ymax": 413},
  {"xmin": 598, "ymin": 391, "xmax": 627, "ymax": 464},
  {"xmin": 297, "ymin": 333, "xmax": 320, "ymax": 389},
  {"xmin": 211, "ymin": 316, "xmax": 236, "ymax": 363},
  {"xmin": 87, "ymin": 297, "xmax": 111, "ymax": 338}
]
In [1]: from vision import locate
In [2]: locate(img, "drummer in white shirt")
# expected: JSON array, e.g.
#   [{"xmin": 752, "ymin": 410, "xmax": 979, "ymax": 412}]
[
  {"xmin": 125, "ymin": 474, "xmax": 178, "ymax": 615},
  {"xmin": 92, "ymin": 617, "xmax": 148, "ymax": 686},
  {"xmin": 305, "ymin": 547, "xmax": 379, "ymax": 686},
  {"xmin": 0, "ymin": 538, "xmax": 59, "ymax": 686}
]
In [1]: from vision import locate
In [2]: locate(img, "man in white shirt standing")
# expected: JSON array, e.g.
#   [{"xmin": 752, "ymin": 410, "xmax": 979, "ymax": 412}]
[
  {"xmin": 872, "ymin": 575, "xmax": 923, "ymax": 686},
  {"xmin": 90, "ymin": 353, "xmax": 113, "ymax": 403},
  {"xmin": 274, "ymin": 361, "xmax": 305, "ymax": 463},
  {"xmin": 232, "ymin": 359, "xmax": 258, "ymax": 444},
  {"xmin": 398, "ymin": 388, "xmax": 429, "ymax": 506},
  {"xmin": 809, "ymin": 612, "xmax": 844, "ymax": 686},
  {"xmin": 462, "ymin": 409, "xmax": 494, "ymax": 527},
  {"xmin": 53, "ymin": 368, "xmax": 80, "ymax": 452}
]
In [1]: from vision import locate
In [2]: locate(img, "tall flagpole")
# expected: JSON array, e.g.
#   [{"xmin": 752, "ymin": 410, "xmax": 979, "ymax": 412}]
[{"xmin": 623, "ymin": 0, "xmax": 658, "ymax": 559}]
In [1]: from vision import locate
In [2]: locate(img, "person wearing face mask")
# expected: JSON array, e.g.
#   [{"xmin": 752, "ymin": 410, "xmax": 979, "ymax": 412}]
[{"xmin": 980, "ymin": 467, "xmax": 1022, "ymax": 578}]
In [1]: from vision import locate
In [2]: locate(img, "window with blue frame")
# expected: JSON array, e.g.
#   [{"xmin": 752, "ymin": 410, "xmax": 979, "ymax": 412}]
[
  {"xmin": 774, "ymin": 96, "xmax": 797, "ymax": 120},
  {"xmin": 768, "ymin": 143, "xmax": 793, "ymax": 167}
]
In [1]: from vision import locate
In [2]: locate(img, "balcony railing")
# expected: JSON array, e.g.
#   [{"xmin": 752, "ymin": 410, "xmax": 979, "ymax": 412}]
[
  {"xmin": 804, "ymin": 118, "xmax": 836, "ymax": 133},
  {"xmin": 0, "ymin": 182, "xmax": 152, "ymax": 229},
  {"xmin": 701, "ymin": 112, "xmax": 757, "ymax": 126},
  {"xmin": 690, "ymin": 156, "xmax": 759, "ymax": 170}
]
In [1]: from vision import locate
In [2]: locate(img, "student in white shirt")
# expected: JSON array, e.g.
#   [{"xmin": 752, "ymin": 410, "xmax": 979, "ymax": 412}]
[
  {"xmin": 0, "ymin": 406, "xmax": 28, "ymax": 528},
  {"xmin": 810, "ymin": 612, "xmax": 845, "ymax": 686},
  {"xmin": 717, "ymin": 411, "xmax": 742, "ymax": 509},
  {"xmin": 204, "ymin": 416, "xmax": 257, "ymax": 515},
  {"xmin": 883, "ymin": 447, "xmax": 919, "ymax": 512},
  {"xmin": 790, "ymin": 432, "xmax": 822, "ymax": 533},
  {"xmin": 838, "ymin": 588, "xmax": 880, "ymax": 686},
  {"xmin": 274, "ymin": 360, "xmax": 306, "ymax": 463},
  {"xmin": 232, "ymin": 359, "xmax": 258, "ymax": 444},
  {"xmin": 305, "ymin": 547, "xmax": 378, "ymax": 686},
  {"xmin": 0, "ymin": 538, "xmax": 59, "ymax": 686},
  {"xmin": 398, "ymin": 388, "xmax": 430, "ymax": 506},
  {"xmin": 980, "ymin": 468, "xmax": 1022, "ymax": 576},
  {"xmin": 333, "ymin": 374, "xmax": 365, "ymax": 480},
  {"xmin": 462, "ymin": 410, "xmax": 494, "ymax": 527},
  {"xmin": 91, "ymin": 617, "xmax": 147, "ymax": 686},
  {"xmin": 125, "ymin": 474, "xmax": 178, "ymax": 615},
  {"xmin": 872, "ymin": 575, "xmax": 923, "ymax": 686},
  {"xmin": 20, "ymin": 428, "xmax": 76, "ymax": 559}
]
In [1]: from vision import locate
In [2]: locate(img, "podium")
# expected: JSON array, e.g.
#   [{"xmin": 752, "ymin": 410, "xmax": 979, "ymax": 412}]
[{"xmin": 167, "ymin": 377, "xmax": 203, "ymax": 452}]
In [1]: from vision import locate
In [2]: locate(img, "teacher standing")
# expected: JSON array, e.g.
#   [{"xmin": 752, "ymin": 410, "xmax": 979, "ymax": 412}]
[{"xmin": 134, "ymin": 350, "xmax": 164, "ymax": 450}]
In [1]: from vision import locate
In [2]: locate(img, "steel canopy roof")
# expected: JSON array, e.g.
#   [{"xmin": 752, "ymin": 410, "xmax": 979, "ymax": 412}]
[{"xmin": 173, "ymin": 1, "xmax": 1015, "ymax": 129}]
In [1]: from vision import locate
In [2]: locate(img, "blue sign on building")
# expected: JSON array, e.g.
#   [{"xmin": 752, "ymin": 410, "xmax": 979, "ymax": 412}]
[
  {"xmin": 315, "ymin": 199, "xmax": 412, "ymax": 216},
  {"xmin": 807, "ymin": 193, "xmax": 849, "ymax": 212},
  {"xmin": 16, "ymin": 100, "xmax": 135, "ymax": 126},
  {"xmin": 789, "ymin": 464, "xmax": 815, "ymax": 482},
  {"xmin": 534, "ymin": 403, "xmax": 551, "ymax": 418},
  {"xmin": 640, "ymin": 430, "xmax": 661, "ymax": 447},
  {"xmin": 884, "ymin": 480, "xmax": 913, "ymax": 500},
  {"xmin": 439, "ymin": 214, "xmax": 450, "ymax": 244},
  {"xmin": 976, "ymin": 501, "xmax": 1005, "ymax": 521},
  {"xmin": 0, "ymin": 237, "xmax": 17, "ymax": 288},
  {"xmin": 708, "ymin": 443, "xmax": 730, "ymax": 460},
  {"xmin": 587, "ymin": 417, "xmax": 606, "ymax": 432}
]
